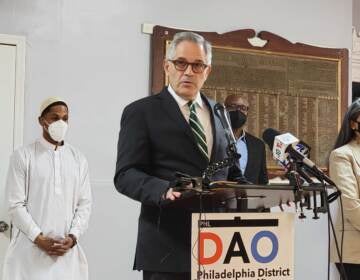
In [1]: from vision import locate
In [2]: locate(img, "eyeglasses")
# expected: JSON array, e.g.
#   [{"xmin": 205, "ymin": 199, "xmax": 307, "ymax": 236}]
[
  {"xmin": 169, "ymin": 60, "xmax": 208, "ymax": 74},
  {"xmin": 226, "ymin": 104, "xmax": 249, "ymax": 112}
]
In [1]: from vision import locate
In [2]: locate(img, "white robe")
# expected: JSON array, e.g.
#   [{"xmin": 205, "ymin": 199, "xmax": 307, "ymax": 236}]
[{"xmin": 2, "ymin": 137, "xmax": 92, "ymax": 280}]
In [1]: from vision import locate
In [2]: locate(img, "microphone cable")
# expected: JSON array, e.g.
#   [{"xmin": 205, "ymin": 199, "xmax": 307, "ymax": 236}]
[
  {"xmin": 324, "ymin": 182, "xmax": 347, "ymax": 280},
  {"xmin": 191, "ymin": 190, "xmax": 207, "ymax": 280}
]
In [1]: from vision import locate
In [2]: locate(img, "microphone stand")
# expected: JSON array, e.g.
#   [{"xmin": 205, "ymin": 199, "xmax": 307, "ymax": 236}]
[
  {"xmin": 286, "ymin": 157, "xmax": 337, "ymax": 219},
  {"xmin": 202, "ymin": 103, "xmax": 251, "ymax": 186},
  {"xmin": 201, "ymin": 144, "xmax": 240, "ymax": 186},
  {"xmin": 287, "ymin": 159, "xmax": 306, "ymax": 219}
]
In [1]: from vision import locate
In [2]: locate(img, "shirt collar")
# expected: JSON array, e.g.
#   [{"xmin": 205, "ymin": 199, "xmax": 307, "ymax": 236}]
[
  {"xmin": 39, "ymin": 135, "xmax": 65, "ymax": 151},
  {"xmin": 168, "ymin": 85, "xmax": 204, "ymax": 108},
  {"xmin": 238, "ymin": 130, "xmax": 246, "ymax": 141}
]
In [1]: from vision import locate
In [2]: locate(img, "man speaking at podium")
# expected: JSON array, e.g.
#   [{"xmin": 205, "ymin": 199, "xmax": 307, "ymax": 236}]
[{"xmin": 114, "ymin": 32, "xmax": 229, "ymax": 280}]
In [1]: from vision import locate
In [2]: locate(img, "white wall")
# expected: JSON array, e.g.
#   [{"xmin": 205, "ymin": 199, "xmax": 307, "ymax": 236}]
[{"xmin": 0, "ymin": 0, "xmax": 352, "ymax": 279}]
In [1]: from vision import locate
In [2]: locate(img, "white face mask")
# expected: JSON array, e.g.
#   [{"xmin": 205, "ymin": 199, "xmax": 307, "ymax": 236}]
[{"xmin": 46, "ymin": 120, "xmax": 68, "ymax": 142}]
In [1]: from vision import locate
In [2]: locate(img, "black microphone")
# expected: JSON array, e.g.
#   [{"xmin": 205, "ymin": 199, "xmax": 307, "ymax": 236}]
[
  {"xmin": 262, "ymin": 128, "xmax": 278, "ymax": 151},
  {"xmin": 214, "ymin": 103, "xmax": 236, "ymax": 146},
  {"xmin": 214, "ymin": 103, "xmax": 251, "ymax": 183},
  {"xmin": 262, "ymin": 128, "xmax": 335, "ymax": 185}
]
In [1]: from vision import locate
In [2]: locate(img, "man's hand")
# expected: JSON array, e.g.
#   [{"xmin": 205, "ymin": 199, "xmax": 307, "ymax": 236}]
[
  {"xmin": 34, "ymin": 234, "xmax": 74, "ymax": 256},
  {"xmin": 163, "ymin": 187, "xmax": 182, "ymax": 201},
  {"xmin": 48, "ymin": 236, "xmax": 74, "ymax": 256},
  {"xmin": 34, "ymin": 233, "xmax": 57, "ymax": 254}
]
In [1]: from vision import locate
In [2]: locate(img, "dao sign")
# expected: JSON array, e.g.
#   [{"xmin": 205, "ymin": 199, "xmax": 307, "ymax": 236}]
[
  {"xmin": 199, "ymin": 230, "xmax": 279, "ymax": 265},
  {"xmin": 191, "ymin": 213, "xmax": 294, "ymax": 280}
]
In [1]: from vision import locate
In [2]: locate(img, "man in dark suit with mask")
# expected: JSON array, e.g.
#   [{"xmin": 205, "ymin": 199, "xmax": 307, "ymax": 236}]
[
  {"xmin": 224, "ymin": 95, "xmax": 268, "ymax": 185},
  {"xmin": 114, "ymin": 32, "xmax": 229, "ymax": 280}
]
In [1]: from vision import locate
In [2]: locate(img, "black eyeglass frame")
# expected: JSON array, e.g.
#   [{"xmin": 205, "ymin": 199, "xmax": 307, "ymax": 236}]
[
  {"xmin": 168, "ymin": 59, "xmax": 209, "ymax": 74},
  {"xmin": 225, "ymin": 104, "xmax": 249, "ymax": 112}
]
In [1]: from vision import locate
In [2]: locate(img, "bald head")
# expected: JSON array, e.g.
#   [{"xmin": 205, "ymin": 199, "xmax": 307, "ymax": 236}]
[{"xmin": 224, "ymin": 95, "xmax": 249, "ymax": 115}]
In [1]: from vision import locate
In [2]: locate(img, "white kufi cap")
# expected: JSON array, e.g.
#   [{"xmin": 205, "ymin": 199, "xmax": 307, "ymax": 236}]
[{"xmin": 40, "ymin": 97, "xmax": 67, "ymax": 115}]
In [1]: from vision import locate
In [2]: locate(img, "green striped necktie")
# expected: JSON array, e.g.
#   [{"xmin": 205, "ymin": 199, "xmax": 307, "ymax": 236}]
[{"xmin": 188, "ymin": 101, "xmax": 208, "ymax": 159}]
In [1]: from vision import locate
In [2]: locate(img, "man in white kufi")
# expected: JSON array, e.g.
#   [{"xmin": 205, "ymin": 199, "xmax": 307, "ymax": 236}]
[{"xmin": 2, "ymin": 97, "xmax": 92, "ymax": 280}]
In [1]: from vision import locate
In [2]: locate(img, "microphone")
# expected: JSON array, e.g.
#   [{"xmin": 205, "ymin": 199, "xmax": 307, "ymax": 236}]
[
  {"xmin": 214, "ymin": 103, "xmax": 236, "ymax": 145},
  {"xmin": 262, "ymin": 128, "xmax": 335, "ymax": 185},
  {"xmin": 214, "ymin": 103, "xmax": 250, "ymax": 183},
  {"xmin": 262, "ymin": 128, "xmax": 313, "ymax": 184},
  {"xmin": 262, "ymin": 128, "xmax": 315, "ymax": 167}
]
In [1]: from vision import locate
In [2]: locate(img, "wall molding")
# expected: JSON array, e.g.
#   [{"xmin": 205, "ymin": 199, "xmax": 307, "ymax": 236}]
[{"xmin": 353, "ymin": 28, "xmax": 360, "ymax": 82}]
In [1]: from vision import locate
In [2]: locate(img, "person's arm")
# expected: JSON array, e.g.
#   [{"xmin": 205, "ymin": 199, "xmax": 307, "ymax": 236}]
[
  {"xmin": 68, "ymin": 156, "xmax": 92, "ymax": 241},
  {"xmin": 5, "ymin": 150, "xmax": 42, "ymax": 242},
  {"xmin": 329, "ymin": 149, "xmax": 360, "ymax": 231},
  {"xmin": 114, "ymin": 103, "xmax": 170, "ymax": 205}
]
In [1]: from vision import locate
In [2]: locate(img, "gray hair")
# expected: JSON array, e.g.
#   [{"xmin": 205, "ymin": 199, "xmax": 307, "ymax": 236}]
[{"xmin": 166, "ymin": 31, "xmax": 212, "ymax": 65}]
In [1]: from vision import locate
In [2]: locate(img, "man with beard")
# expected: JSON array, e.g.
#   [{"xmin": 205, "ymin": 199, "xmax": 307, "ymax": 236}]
[{"xmin": 3, "ymin": 97, "xmax": 92, "ymax": 280}]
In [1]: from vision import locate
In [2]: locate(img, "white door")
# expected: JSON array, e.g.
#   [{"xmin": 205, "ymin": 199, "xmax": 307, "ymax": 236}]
[{"xmin": 0, "ymin": 34, "xmax": 25, "ymax": 279}]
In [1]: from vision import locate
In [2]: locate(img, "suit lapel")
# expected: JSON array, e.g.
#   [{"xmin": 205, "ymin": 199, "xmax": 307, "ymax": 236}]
[
  {"xmin": 158, "ymin": 88, "xmax": 209, "ymax": 166},
  {"xmin": 202, "ymin": 95, "xmax": 222, "ymax": 162},
  {"xmin": 244, "ymin": 132, "xmax": 259, "ymax": 177},
  {"xmin": 349, "ymin": 140, "xmax": 360, "ymax": 168},
  {"xmin": 158, "ymin": 88, "xmax": 194, "ymax": 141},
  {"xmin": 244, "ymin": 133, "xmax": 255, "ymax": 178}
]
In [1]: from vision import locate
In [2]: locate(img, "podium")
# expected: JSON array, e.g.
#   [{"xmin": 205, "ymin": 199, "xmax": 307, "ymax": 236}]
[
  {"xmin": 161, "ymin": 181, "xmax": 337, "ymax": 280},
  {"xmin": 161, "ymin": 181, "xmax": 334, "ymax": 218}
]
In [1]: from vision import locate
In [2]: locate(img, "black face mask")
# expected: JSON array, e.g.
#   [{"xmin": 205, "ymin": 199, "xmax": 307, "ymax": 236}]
[
  {"xmin": 229, "ymin": 110, "xmax": 247, "ymax": 129},
  {"xmin": 354, "ymin": 120, "xmax": 360, "ymax": 133}
]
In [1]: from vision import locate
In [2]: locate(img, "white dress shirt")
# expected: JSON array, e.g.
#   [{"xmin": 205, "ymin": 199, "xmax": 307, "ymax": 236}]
[
  {"xmin": 3, "ymin": 137, "xmax": 92, "ymax": 280},
  {"xmin": 236, "ymin": 130, "xmax": 248, "ymax": 175},
  {"xmin": 168, "ymin": 85, "xmax": 213, "ymax": 158}
]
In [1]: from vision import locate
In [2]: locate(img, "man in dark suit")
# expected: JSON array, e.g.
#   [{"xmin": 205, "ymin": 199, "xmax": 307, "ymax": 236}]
[
  {"xmin": 224, "ymin": 94, "xmax": 268, "ymax": 185},
  {"xmin": 114, "ymin": 32, "xmax": 228, "ymax": 280}
]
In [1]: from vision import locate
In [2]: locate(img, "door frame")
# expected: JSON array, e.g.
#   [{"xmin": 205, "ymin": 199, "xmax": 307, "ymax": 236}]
[
  {"xmin": 0, "ymin": 34, "xmax": 25, "ymax": 149},
  {"xmin": 0, "ymin": 34, "xmax": 26, "ymax": 279}
]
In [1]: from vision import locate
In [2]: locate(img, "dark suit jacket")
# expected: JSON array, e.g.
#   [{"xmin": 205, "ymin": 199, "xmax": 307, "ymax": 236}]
[
  {"xmin": 114, "ymin": 88, "xmax": 228, "ymax": 272},
  {"xmin": 243, "ymin": 132, "xmax": 268, "ymax": 185}
]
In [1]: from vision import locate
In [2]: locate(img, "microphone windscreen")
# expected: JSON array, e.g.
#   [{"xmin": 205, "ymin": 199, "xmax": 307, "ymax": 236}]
[
  {"xmin": 214, "ymin": 103, "xmax": 224, "ymax": 116},
  {"xmin": 214, "ymin": 103, "xmax": 223, "ymax": 110},
  {"xmin": 262, "ymin": 128, "xmax": 280, "ymax": 150}
]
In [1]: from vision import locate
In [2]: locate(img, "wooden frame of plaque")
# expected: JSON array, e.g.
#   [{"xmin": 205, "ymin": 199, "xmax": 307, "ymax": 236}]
[{"xmin": 150, "ymin": 26, "xmax": 348, "ymax": 177}]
